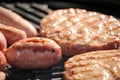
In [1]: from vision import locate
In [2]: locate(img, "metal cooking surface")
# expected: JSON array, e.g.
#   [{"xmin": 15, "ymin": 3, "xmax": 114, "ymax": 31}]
[{"xmin": 0, "ymin": 1, "xmax": 119, "ymax": 80}]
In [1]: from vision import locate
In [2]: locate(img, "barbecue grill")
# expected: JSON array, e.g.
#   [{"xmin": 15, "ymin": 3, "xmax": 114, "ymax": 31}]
[{"xmin": 0, "ymin": 0, "xmax": 120, "ymax": 80}]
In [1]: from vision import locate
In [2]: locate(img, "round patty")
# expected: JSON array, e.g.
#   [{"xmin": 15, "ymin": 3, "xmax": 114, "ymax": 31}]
[
  {"xmin": 64, "ymin": 50, "xmax": 120, "ymax": 80},
  {"xmin": 40, "ymin": 8, "xmax": 120, "ymax": 56}
]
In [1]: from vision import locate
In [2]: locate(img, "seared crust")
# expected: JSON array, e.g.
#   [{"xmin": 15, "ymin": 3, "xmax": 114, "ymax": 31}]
[
  {"xmin": 5, "ymin": 37, "xmax": 62, "ymax": 69},
  {"xmin": 40, "ymin": 8, "xmax": 120, "ymax": 56},
  {"xmin": 64, "ymin": 50, "xmax": 120, "ymax": 80}
]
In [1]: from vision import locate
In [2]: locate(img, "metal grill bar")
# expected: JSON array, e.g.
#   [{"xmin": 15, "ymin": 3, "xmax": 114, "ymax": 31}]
[
  {"xmin": 31, "ymin": 3, "xmax": 53, "ymax": 14},
  {"xmin": 15, "ymin": 3, "xmax": 47, "ymax": 18}
]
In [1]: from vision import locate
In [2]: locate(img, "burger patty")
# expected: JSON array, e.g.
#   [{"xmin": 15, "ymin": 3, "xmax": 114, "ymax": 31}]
[
  {"xmin": 40, "ymin": 8, "xmax": 120, "ymax": 56},
  {"xmin": 64, "ymin": 50, "xmax": 120, "ymax": 80}
]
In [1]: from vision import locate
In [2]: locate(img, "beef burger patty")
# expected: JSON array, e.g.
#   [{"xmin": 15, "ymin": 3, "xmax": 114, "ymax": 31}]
[
  {"xmin": 64, "ymin": 50, "xmax": 120, "ymax": 80},
  {"xmin": 40, "ymin": 8, "xmax": 120, "ymax": 56}
]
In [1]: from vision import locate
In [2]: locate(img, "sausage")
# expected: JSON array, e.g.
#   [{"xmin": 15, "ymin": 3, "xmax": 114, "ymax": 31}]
[
  {"xmin": 0, "ymin": 51, "xmax": 7, "ymax": 70},
  {"xmin": 0, "ymin": 6, "xmax": 37, "ymax": 37},
  {"xmin": 0, "ymin": 23, "xmax": 27, "ymax": 45},
  {"xmin": 0, "ymin": 31, "xmax": 7, "ymax": 52},
  {"xmin": 5, "ymin": 37, "xmax": 62, "ymax": 69},
  {"xmin": 0, "ymin": 71, "xmax": 6, "ymax": 80}
]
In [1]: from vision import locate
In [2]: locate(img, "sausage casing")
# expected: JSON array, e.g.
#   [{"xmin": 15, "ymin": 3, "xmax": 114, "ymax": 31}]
[
  {"xmin": 0, "ymin": 23, "xmax": 27, "ymax": 45},
  {"xmin": 0, "ymin": 6, "xmax": 37, "ymax": 37},
  {"xmin": 0, "ymin": 31, "xmax": 7, "ymax": 52},
  {"xmin": 0, "ymin": 71, "xmax": 6, "ymax": 80},
  {"xmin": 5, "ymin": 37, "xmax": 62, "ymax": 69},
  {"xmin": 0, "ymin": 51, "xmax": 7, "ymax": 70}
]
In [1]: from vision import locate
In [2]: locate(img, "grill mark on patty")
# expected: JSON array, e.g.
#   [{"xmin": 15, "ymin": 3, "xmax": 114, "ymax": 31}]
[
  {"xmin": 64, "ymin": 50, "xmax": 120, "ymax": 80},
  {"xmin": 48, "ymin": 14, "xmax": 119, "ymax": 43},
  {"xmin": 40, "ymin": 8, "xmax": 120, "ymax": 56},
  {"xmin": 64, "ymin": 63, "xmax": 115, "ymax": 80},
  {"xmin": 65, "ymin": 51, "xmax": 120, "ymax": 70}
]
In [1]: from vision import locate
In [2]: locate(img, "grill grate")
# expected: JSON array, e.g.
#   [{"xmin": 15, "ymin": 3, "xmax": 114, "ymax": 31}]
[{"xmin": 0, "ymin": 2, "xmax": 69, "ymax": 80}]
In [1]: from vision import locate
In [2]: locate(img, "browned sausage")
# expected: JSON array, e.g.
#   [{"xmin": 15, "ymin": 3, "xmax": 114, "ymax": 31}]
[
  {"xmin": 0, "ymin": 71, "xmax": 6, "ymax": 80},
  {"xmin": 0, "ymin": 31, "xmax": 7, "ymax": 52},
  {"xmin": 5, "ymin": 37, "xmax": 62, "ymax": 69},
  {"xmin": 0, "ymin": 23, "xmax": 27, "ymax": 45},
  {"xmin": 0, "ymin": 51, "xmax": 6, "ymax": 70},
  {"xmin": 0, "ymin": 6, "xmax": 37, "ymax": 37}
]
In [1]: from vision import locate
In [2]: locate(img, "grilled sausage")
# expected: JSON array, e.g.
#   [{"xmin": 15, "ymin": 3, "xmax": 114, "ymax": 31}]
[
  {"xmin": 0, "ymin": 23, "xmax": 27, "ymax": 45},
  {"xmin": 64, "ymin": 50, "xmax": 120, "ymax": 80},
  {"xmin": 5, "ymin": 37, "xmax": 62, "ymax": 69},
  {"xmin": 0, "ymin": 71, "xmax": 6, "ymax": 80},
  {"xmin": 0, "ymin": 6, "xmax": 37, "ymax": 37},
  {"xmin": 0, "ymin": 51, "xmax": 6, "ymax": 70},
  {"xmin": 0, "ymin": 31, "xmax": 7, "ymax": 52},
  {"xmin": 40, "ymin": 8, "xmax": 120, "ymax": 56}
]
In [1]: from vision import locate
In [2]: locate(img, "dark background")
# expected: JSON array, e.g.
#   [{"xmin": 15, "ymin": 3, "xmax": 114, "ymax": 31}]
[{"xmin": 0, "ymin": 0, "xmax": 120, "ymax": 18}]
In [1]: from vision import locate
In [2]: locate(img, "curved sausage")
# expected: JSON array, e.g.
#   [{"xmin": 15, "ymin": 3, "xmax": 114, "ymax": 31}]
[
  {"xmin": 0, "ymin": 31, "xmax": 7, "ymax": 52},
  {"xmin": 0, "ymin": 51, "xmax": 7, "ymax": 70},
  {"xmin": 0, "ymin": 71, "xmax": 6, "ymax": 80},
  {"xmin": 0, "ymin": 6, "xmax": 37, "ymax": 37},
  {"xmin": 0, "ymin": 23, "xmax": 27, "ymax": 45},
  {"xmin": 5, "ymin": 37, "xmax": 62, "ymax": 69}
]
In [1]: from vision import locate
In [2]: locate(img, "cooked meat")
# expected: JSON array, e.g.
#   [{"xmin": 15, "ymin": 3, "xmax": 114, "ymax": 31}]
[
  {"xmin": 0, "ymin": 51, "xmax": 6, "ymax": 70},
  {"xmin": 0, "ymin": 31, "xmax": 7, "ymax": 52},
  {"xmin": 0, "ymin": 71, "xmax": 6, "ymax": 80},
  {"xmin": 5, "ymin": 37, "xmax": 62, "ymax": 69},
  {"xmin": 64, "ymin": 50, "xmax": 120, "ymax": 80},
  {"xmin": 0, "ymin": 6, "xmax": 37, "ymax": 37},
  {"xmin": 0, "ymin": 23, "xmax": 27, "ymax": 45},
  {"xmin": 40, "ymin": 8, "xmax": 120, "ymax": 56}
]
